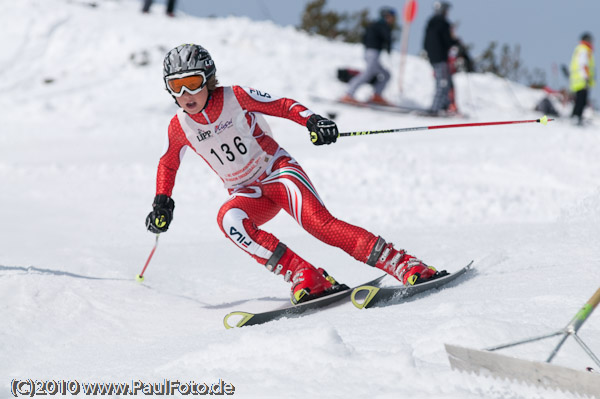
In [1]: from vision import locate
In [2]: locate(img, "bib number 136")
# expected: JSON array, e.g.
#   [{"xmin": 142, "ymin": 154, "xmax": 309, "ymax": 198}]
[{"xmin": 210, "ymin": 136, "xmax": 248, "ymax": 165}]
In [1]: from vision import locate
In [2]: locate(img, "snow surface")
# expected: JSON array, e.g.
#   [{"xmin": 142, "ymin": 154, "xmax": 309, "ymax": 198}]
[{"xmin": 1, "ymin": 1, "xmax": 599, "ymax": 398}]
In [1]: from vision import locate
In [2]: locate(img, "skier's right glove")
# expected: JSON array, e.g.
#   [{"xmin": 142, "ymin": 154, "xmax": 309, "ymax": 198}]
[
  {"xmin": 307, "ymin": 114, "xmax": 338, "ymax": 146},
  {"xmin": 145, "ymin": 194, "xmax": 175, "ymax": 234}
]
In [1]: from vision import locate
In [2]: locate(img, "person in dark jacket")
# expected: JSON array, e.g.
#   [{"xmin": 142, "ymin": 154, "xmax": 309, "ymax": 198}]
[
  {"xmin": 423, "ymin": 1, "xmax": 458, "ymax": 114},
  {"xmin": 341, "ymin": 7, "xmax": 397, "ymax": 106}
]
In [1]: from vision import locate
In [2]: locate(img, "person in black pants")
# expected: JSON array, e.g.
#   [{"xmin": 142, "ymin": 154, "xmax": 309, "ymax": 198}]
[
  {"xmin": 423, "ymin": 1, "xmax": 458, "ymax": 115},
  {"xmin": 569, "ymin": 32, "xmax": 595, "ymax": 126},
  {"xmin": 142, "ymin": 0, "xmax": 177, "ymax": 17}
]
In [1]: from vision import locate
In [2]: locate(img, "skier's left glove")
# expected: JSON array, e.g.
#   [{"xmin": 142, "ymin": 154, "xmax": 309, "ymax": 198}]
[
  {"xmin": 307, "ymin": 114, "xmax": 338, "ymax": 146},
  {"xmin": 145, "ymin": 194, "xmax": 175, "ymax": 234}
]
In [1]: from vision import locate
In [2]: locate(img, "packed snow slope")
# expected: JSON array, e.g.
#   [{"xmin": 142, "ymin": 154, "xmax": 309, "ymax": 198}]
[{"xmin": 1, "ymin": 1, "xmax": 599, "ymax": 398}]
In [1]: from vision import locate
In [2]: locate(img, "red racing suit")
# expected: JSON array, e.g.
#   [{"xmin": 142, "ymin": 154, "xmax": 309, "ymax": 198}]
[{"xmin": 156, "ymin": 85, "xmax": 379, "ymax": 266}]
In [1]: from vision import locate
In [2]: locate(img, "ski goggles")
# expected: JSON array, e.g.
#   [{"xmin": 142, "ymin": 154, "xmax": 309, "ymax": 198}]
[{"xmin": 165, "ymin": 71, "xmax": 207, "ymax": 97}]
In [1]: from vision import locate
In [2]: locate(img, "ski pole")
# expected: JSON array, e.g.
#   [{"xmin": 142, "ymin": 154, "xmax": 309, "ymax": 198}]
[
  {"xmin": 546, "ymin": 286, "xmax": 600, "ymax": 365},
  {"xmin": 485, "ymin": 285, "xmax": 600, "ymax": 368},
  {"xmin": 338, "ymin": 115, "xmax": 552, "ymax": 138},
  {"xmin": 136, "ymin": 234, "xmax": 160, "ymax": 282}
]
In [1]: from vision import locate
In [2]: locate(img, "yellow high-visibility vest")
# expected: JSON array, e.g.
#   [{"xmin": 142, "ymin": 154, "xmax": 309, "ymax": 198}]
[{"xmin": 570, "ymin": 42, "xmax": 595, "ymax": 92}]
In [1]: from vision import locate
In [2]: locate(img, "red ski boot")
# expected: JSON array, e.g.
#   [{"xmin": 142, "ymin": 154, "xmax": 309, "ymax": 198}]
[
  {"xmin": 366, "ymin": 237, "xmax": 447, "ymax": 285},
  {"xmin": 265, "ymin": 243, "xmax": 347, "ymax": 305},
  {"xmin": 369, "ymin": 94, "xmax": 392, "ymax": 106}
]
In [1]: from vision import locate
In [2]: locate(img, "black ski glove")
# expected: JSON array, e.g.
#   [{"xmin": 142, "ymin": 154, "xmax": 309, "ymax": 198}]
[
  {"xmin": 307, "ymin": 114, "xmax": 338, "ymax": 146},
  {"xmin": 145, "ymin": 194, "xmax": 175, "ymax": 233}
]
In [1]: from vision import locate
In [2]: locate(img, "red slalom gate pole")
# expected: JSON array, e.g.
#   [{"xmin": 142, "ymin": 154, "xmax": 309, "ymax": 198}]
[
  {"xmin": 136, "ymin": 234, "xmax": 160, "ymax": 282},
  {"xmin": 339, "ymin": 116, "xmax": 552, "ymax": 138},
  {"xmin": 398, "ymin": 0, "xmax": 418, "ymax": 94}
]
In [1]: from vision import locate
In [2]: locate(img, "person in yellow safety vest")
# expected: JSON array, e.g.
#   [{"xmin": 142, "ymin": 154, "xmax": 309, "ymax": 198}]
[{"xmin": 569, "ymin": 32, "xmax": 595, "ymax": 126}]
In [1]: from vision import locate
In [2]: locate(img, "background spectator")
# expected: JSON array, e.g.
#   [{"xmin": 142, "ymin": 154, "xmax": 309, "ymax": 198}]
[
  {"xmin": 340, "ymin": 6, "xmax": 397, "ymax": 106},
  {"xmin": 142, "ymin": 0, "xmax": 177, "ymax": 17},
  {"xmin": 423, "ymin": 1, "xmax": 459, "ymax": 115},
  {"xmin": 569, "ymin": 32, "xmax": 595, "ymax": 125}
]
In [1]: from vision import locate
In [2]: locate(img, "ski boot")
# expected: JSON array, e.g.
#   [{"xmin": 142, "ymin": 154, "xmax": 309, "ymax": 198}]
[
  {"xmin": 265, "ymin": 243, "xmax": 348, "ymax": 305},
  {"xmin": 369, "ymin": 94, "xmax": 391, "ymax": 106},
  {"xmin": 367, "ymin": 237, "xmax": 448, "ymax": 285},
  {"xmin": 339, "ymin": 94, "xmax": 360, "ymax": 105}
]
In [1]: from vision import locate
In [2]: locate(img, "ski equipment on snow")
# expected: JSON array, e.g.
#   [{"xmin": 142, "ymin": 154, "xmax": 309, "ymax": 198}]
[
  {"xmin": 445, "ymin": 285, "xmax": 600, "ymax": 397},
  {"xmin": 368, "ymin": 238, "xmax": 444, "ymax": 285},
  {"xmin": 291, "ymin": 266, "xmax": 347, "ymax": 305},
  {"xmin": 351, "ymin": 261, "xmax": 473, "ymax": 309},
  {"xmin": 263, "ymin": 242, "xmax": 346, "ymax": 305},
  {"xmin": 136, "ymin": 234, "xmax": 159, "ymax": 282},
  {"xmin": 445, "ymin": 344, "xmax": 600, "ymax": 398},
  {"xmin": 223, "ymin": 274, "xmax": 386, "ymax": 329}
]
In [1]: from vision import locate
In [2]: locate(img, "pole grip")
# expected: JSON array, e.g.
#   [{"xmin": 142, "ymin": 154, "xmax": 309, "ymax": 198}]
[
  {"xmin": 568, "ymin": 286, "xmax": 600, "ymax": 333},
  {"xmin": 588, "ymin": 287, "xmax": 600, "ymax": 309}
]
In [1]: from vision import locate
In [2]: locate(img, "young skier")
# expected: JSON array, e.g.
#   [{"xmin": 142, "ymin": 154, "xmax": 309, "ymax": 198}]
[{"xmin": 146, "ymin": 44, "xmax": 447, "ymax": 304}]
